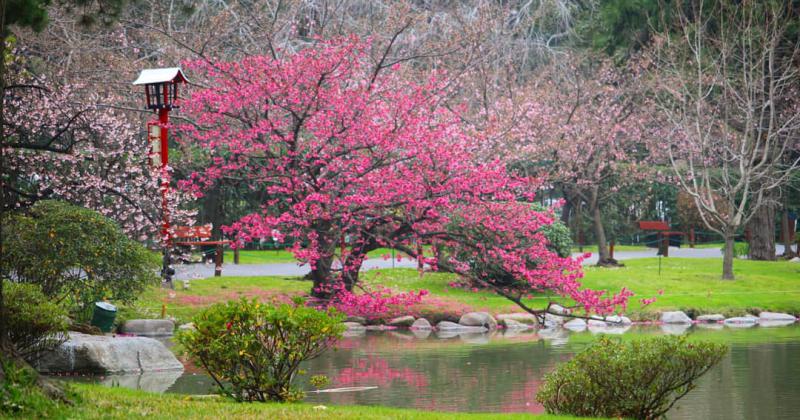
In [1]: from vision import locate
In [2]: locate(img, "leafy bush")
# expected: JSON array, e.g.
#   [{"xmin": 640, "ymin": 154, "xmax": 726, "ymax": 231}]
[
  {"xmin": 0, "ymin": 201, "xmax": 159, "ymax": 321},
  {"xmin": 177, "ymin": 298, "xmax": 345, "ymax": 402},
  {"xmin": 1, "ymin": 281, "xmax": 68, "ymax": 360},
  {"xmin": 537, "ymin": 336, "xmax": 727, "ymax": 420}
]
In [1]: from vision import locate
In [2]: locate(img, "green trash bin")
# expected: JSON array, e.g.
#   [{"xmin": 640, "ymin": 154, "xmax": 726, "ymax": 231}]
[{"xmin": 90, "ymin": 302, "xmax": 117, "ymax": 333}]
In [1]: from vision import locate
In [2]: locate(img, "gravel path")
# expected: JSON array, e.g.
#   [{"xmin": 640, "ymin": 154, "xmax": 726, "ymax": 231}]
[{"xmin": 174, "ymin": 245, "xmax": 787, "ymax": 280}]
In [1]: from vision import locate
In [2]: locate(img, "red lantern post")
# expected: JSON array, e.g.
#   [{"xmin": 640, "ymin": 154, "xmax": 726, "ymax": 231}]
[{"xmin": 133, "ymin": 68, "xmax": 189, "ymax": 286}]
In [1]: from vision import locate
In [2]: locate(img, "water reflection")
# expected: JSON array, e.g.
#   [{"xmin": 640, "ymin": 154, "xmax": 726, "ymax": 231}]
[{"xmin": 63, "ymin": 325, "xmax": 800, "ymax": 419}]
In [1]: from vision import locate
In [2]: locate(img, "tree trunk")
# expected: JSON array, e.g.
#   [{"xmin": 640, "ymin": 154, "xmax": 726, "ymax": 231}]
[
  {"xmin": 591, "ymin": 200, "xmax": 618, "ymax": 266},
  {"xmin": 560, "ymin": 196, "xmax": 572, "ymax": 225},
  {"xmin": 310, "ymin": 253, "xmax": 336, "ymax": 299},
  {"xmin": 722, "ymin": 233, "xmax": 735, "ymax": 280},
  {"xmin": 781, "ymin": 209, "xmax": 797, "ymax": 258},
  {"xmin": 748, "ymin": 202, "xmax": 776, "ymax": 260}
]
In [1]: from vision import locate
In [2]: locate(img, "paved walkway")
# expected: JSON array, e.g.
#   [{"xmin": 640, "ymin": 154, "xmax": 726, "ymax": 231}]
[{"xmin": 174, "ymin": 245, "xmax": 787, "ymax": 280}]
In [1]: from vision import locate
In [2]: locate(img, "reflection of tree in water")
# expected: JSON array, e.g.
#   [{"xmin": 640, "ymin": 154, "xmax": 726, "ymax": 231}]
[
  {"xmin": 500, "ymin": 378, "xmax": 545, "ymax": 413},
  {"xmin": 334, "ymin": 355, "xmax": 429, "ymax": 388}
]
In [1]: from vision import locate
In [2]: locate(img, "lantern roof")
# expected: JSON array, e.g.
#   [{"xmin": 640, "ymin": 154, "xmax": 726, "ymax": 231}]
[{"xmin": 132, "ymin": 67, "xmax": 189, "ymax": 85}]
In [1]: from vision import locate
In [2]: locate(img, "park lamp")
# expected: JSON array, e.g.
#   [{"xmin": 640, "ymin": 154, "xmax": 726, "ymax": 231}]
[
  {"xmin": 132, "ymin": 67, "xmax": 188, "ymax": 287},
  {"xmin": 132, "ymin": 67, "xmax": 188, "ymax": 110},
  {"xmin": 132, "ymin": 67, "xmax": 188, "ymax": 169}
]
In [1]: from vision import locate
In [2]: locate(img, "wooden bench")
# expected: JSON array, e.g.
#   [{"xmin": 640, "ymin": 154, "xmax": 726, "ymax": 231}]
[
  {"xmin": 637, "ymin": 221, "xmax": 685, "ymax": 257},
  {"xmin": 173, "ymin": 225, "xmax": 236, "ymax": 276}
]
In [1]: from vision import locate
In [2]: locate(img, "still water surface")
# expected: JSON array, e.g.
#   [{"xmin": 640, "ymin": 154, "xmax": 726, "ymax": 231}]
[{"xmin": 81, "ymin": 325, "xmax": 800, "ymax": 419}]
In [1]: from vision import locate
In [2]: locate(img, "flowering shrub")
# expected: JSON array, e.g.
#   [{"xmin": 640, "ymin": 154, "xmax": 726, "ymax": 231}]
[
  {"xmin": 177, "ymin": 298, "xmax": 344, "ymax": 402},
  {"xmin": 537, "ymin": 336, "xmax": 727, "ymax": 419}
]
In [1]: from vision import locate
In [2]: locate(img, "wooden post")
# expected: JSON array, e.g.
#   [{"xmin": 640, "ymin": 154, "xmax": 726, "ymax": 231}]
[
  {"xmin": 214, "ymin": 244, "xmax": 223, "ymax": 277},
  {"xmin": 234, "ymin": 247, "xmax": 240, "ymax": 265},
  {"xmin": 161, "ymin": 303, "xmax": 166, "ymax": 318},
  {"xmin": 689, "ymin": 228, "xmax": 695, "ymax": 248}
]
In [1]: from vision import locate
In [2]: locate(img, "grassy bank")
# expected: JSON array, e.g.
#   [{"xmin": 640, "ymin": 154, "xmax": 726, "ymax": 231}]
[
  {"xmin": 24, "ymin": 383, "xmax": 585, "ymax": 420},
  {"xmin": 123, "ymin": 258, "xmax": 800, "ymax": 324}
]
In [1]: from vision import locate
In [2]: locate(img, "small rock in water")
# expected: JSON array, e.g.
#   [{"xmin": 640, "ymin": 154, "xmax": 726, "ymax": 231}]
[
  {"xmin": 365, "ymin": 325, "xmax": 395, "ymax": 331},
  {"xmin": 342, "ymin": 322, "xmax": 366, "ymax": 331},
  {"xmin": 345, "ymin": 316, "xmax": 367, "ymax": 325},
  {"xmin": 696, "ymin": 314, "xmax": 725, "ymax": 323},
  {"xmin": 563, "ymin": 319, "xmax": 587, "ymax": 332},
  {"xmin": 410, "ymin": 318, "xmax": 432, "ymax": 330},
  {"xmin": 387, "ymin": 315, "xmax": 416, "ymax": 327},
  {"xmin": 587, "ymin": 316, "xmax": 607, "ymax": 327},
  {"xmin": 459, "ymin": 312, "xmax": 497, "ymax": 330},
  {"xmin": 661, "ymin": 311, "xmax": 692, "ymax": 324},
  {"xmin": 496, "ymin": 313, "xmax": 538, "ymax": 324},
  {"xmin": 758, "ymin": 312, "xmax": 796, "ymax": 321},
  {"xmin": 724, "ymin": 315, "xmax": 759, "ymax": 327},
  {"xmin": 500, "ymin": 318, "xmax": 529, "ymax": 330},
  {"xmin": 603, "ymin": 315, "xmax": 632, "ymax": 325},
  {"xmin": 437, "ymin": 321, "xmax": 488, "ymax": 333}
]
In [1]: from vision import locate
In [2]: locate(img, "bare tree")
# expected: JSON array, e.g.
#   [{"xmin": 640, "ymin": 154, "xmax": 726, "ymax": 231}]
[{"xmin": 651, "ymin": 0, "xmax": 800, "ymax": 279}]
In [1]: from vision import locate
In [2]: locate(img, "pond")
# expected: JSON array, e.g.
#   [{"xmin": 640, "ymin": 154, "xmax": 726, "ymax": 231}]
[{"xmin": 67, "ymin": 325, "xmax": 800, "ymax": 419}]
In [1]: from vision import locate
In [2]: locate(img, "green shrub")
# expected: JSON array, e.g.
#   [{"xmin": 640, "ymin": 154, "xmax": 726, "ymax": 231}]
[
  {"xmin": 0, "ymin": 201, "xmax": 159, "ymax": 321},
  {"xmin": 177, "ymin": 298, "xmax": 345, "ymax": 402},
  {"xmin": 536, "ymin": 336, "xmax": 727, "ymax": 419},
  {"xmin": 1, "ymin": 281, "xmax": 68, "ymax": 361}
]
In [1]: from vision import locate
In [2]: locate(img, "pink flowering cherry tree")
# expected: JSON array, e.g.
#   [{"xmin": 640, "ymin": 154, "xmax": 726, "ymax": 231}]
[{"xmin": 179, "ymin": 37, "xmax": 634, "ymax": 320}]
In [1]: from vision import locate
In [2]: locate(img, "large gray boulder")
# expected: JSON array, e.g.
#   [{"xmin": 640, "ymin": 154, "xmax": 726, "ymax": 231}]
[
  {"xmin": 120, "ymin": 319, "xmax": 175, "ymax": 337},
  {"xmin": 36, "ymin": 333, "xmax": 183, "ymax": 374},
  {"xmin": 387, "ymin": 315, "xmax": 416, "ymax": 327},
  {"xmin": 459, "ymin": 312, "xmax": 498, "ymax": 330},
  {"xmin": 437, "ymin": 321, "xmax": 488, "ymax": 333},
  {"xmin": 661, "ymin": 311, "xmax": 692, "ymax": 324}
]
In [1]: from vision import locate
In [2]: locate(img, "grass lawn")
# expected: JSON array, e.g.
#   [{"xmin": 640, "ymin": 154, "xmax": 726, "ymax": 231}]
[
  {"xmin": 49, "ymin": 383, "xmax": 587, "ymax": 420},
  {"xmin": 124, "ymin": 257, "xmax": 800, "ymax": 324}
]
